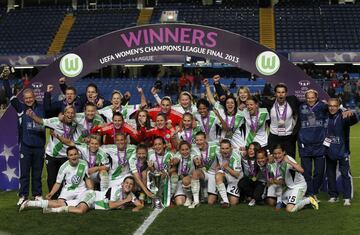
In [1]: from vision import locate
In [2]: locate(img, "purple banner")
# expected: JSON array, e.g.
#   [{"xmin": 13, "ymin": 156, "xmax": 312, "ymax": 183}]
[{"xmin": 0, "ymin": 23, "xmax": 328, "ymax": 190}]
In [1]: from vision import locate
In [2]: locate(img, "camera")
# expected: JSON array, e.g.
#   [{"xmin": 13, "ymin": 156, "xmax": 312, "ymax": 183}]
[{"xmin": 0, "ymin": 64, "xmax": 15, "ymax": 75}]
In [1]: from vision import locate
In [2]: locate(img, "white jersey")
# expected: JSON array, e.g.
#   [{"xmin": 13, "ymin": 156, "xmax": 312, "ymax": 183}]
[
  {"xmin": 148, "ymin": 150, "xmax": 175, "ymax": 172},
  {"xmin": 100, "ymin": 144, "xmax": 136, "ymax": 181},
  {"xmin": 94, "ymin": 185, "xmax": 136, "ymax": 210},
  {"xmin": 174, "ymin": 150, "xmax": 198, "ymax": 176},
  {"xmin": 75, "ymin": 112, "xmax": 104, "ymax": 137},
  {"xmin": 269, "ymin": 102, "xmax": 294, "ymax": 136},
  {"xmin": 98, "ymin": 104, "xmax": 140, "ymax": 123},
  {"xmin": 217, "ymin": 150, "xmax": 243, "ymax": 179},
  {"xmin": 75, "ymin": 143, "xmax": 109, "ymax": 169},
  {"xmin": 281, "ymin": 156, "xmax": 307, "ymax": 189},
  {"xmin": 243, "ymin": 108, "xmax": 269, "ymax": 147},
  {"xmin": 43, "ymin": 118, "xmax": 83, "ymax": 158},
  {"xmin": 192, "ymin": 141, "xmax": 219, "ymax": 174},
  {"xmin": 56, "ymin": 159, "xmax": 89, "ymax": 191},
  {"xmin": 214, "ymin": 101, "xmax": 245, "ymax": 139},
  {"xmin": 172, "ymin": 103, "xmax": 197, "ymax": 115},
  {"xmin": 194, "ymin": 111, "xmax": 220, "ymax": 142},
  {"xmin": 177, "ymin": 127, "xmax": 201, "ymax": 144},
  {"xmin": 128, "ymin": 154, "xmax": 147, "ymax": 175}
]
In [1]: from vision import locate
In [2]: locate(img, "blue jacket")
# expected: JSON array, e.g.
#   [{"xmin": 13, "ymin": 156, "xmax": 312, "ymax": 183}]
[
  {"xmin": 3, "ymin": 80, "xmax": 45, "ymax": 148},
  {"xmin": 325, "ymin": 110, "xmax": 358, "ymax": 160},
  {"xmin": 297, "ymin": 100, "xmax": 328, "ymax": 157},
  {"xmin": 43, "ymin": 91, "xmax": 82, "ymax": 118}
]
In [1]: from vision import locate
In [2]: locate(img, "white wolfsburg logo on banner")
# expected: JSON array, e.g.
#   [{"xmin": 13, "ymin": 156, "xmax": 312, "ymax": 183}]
[
  {"xmin": 59, "ymin": 53, "xmax": 83, "ymax": 77},
  {"xmin": 255, "ymin": 51, "xmax": 280, "ymax": 76}
]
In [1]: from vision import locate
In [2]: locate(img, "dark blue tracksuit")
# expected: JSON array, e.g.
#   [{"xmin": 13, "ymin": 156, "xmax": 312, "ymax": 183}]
[
  {"xmin": 43, "ymin": 91, "xmax": 82, "ymax": 118},
  {"xmin": 325, "ymin": 111, "xmax": 358, "ymax": 199},
  {"xmin": 4, "ymin": 80, "xmax": 45, "ymax": 198},
  {"xmin": 298, "ymin": 101, "xmax": 328, "ymax": 196}
]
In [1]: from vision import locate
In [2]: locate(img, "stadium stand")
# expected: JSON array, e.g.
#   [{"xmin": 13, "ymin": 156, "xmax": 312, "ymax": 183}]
[
  {"xmin": 275, "ymin": 2, "xmax": 360, "ymax": 51},
  {"xmin": 0, "ymin": 6, "xmax": 67, "ymax": 55},
  {"xmin": 150, "ymin": 3, "xmax": 259, "ymax": 42},
  {"xmin": 62, "ymin": 8, "xmax": 139, "ymax": 52}
]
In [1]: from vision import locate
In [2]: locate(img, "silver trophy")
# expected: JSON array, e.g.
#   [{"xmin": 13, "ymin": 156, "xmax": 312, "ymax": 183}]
[{"xmin": 147, "ymin": 171, "xmax": 164, "ymax": 209}]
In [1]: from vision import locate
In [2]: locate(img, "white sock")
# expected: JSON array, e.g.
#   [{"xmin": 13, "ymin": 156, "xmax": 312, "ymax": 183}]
[
  {"xmin": 100, "ymin": 172, "xmax": 109, "ymax": 191},
  {"xmin": 28, "ymin": 200, "xmax": 48, "ymax": 208},
  {"xmin": 170, "ymin": 175, "xmax": 179, "ymax": 196},
  {"xmin": 191, "ymin": 180, "xmax": 200, "ymax": 204},
  {"xmin": 183, "ymin": 184, "xmax": 192, "ymax": 201},
  {"xmin": 291, "ymin": 197, "xmax": 310, "ymax": 212},
  {"xmin": 51, "ymin": 206, "xmax": 69, "ymax": 213},
  {"xmin": 216, "ymin": 183, "xmax": 229, "ymax": 204}
]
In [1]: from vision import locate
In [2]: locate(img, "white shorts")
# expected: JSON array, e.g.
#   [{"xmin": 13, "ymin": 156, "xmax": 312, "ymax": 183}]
[
  {"xmin": 267, "ymin": 184, "xmax": 283, "ymax": 198},
  {"xmin": 174, "ymin": 181, "xmax": 186, "ymax": 198},
  {"xmin": 65, "ymin": 190, "xmax": 95, "ymax": 207},
  {"xmin": 203, "ymin": 170, "xmax": 216, "ymax": 195},
  {"xmin": 282, "ymin": 186, "xmax": 307, "ymax": 205},
  {"xmin": 225, "ymin": 173, "xmax": 240, "ymax": 197},
  {"xmin": 109, "ymin": 173, "xmax": 132, "ymax": 188},
  {"xmin": 59, "ymin": 187, "xmax": 87, "ymax": 202}
]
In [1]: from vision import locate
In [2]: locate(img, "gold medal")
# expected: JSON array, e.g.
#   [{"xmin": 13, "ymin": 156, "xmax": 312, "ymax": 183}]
[{"xmin": 252, "ymin": 176, "xmax": 257, "ymax": 182}]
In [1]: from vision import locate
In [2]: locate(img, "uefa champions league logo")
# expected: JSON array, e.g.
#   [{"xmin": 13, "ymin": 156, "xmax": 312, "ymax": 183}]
[
  {"xmin": 59, "ymin": 53, "xmax": 83, "ymax": 77},
  {"xmin": 256, "ymin": 51, "xmax": 280, "ymax": 76},
  {"xmin": 71, "ymin": 175, "xmax": 81, "ymax": 185}
]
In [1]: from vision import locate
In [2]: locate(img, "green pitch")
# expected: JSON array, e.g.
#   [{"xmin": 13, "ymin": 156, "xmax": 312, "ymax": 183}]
[{"xmin": 1, "ymin": 124, "xmax": 360, "ymax": 235}]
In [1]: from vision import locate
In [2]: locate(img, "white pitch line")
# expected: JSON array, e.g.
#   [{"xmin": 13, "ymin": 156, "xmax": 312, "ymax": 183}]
[
  {"xmin": 133, "ymin": 208, "xmax": 164, "ymax": 235},
  {"xmin": 352, "ymin": 176, "xmax": 360, "ymax": 179}
]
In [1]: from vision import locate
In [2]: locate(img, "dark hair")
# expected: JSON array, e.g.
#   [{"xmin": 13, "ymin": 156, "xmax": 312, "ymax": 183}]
[
  {"xmin": 195, "ymin": 131, "xmax": 207, "ymax": 139},
  {"xmin": 156, "ymin": 112, "xmax": 168, "ymax": 121},
  {"xmin": 220, "ymin": 138, "xmax": 232, "ymax": 147},
  {"xmin": 66, "ymin": 146, "xmax": 78, "ymax": 155},
  {"xmin": 84, "ymin": 102, "xmax": 97, "ymax": 111},
  {"xmin": 256, "ymin": 148, "xmax": 268, "ymax": 158},
  {"xmin": 123, "ymin": 175, "xmax": 135, "ymax": 183},
  {"xmin": 196, "ymin": 98, "xmax": 210, "ymax": 109},
  {"xmin": 136, "ymin": 143, "xmax": 148, "ymax": 153},
  {"xmin": 135, "ymin": 110, "xmax": 151, "ymax": 130},
  {"xmin": 178, "ymin": 140, "xmax": 191, "ymax": 151},
  {"xmin": 153, "ymin": 136, "xmax": 166, "ymax": 145},
  {"xmin": 183, "ymin": 112, "xmax": 193, "ymax": 120},
  {"xmin": 86, "ymin": 83, "xmax": 98, "ymax": 93},
  {"xmin": 274, "ymin": 83, "xmax": 288, "ymax": 93},
  {"xmin": 246, "ymin": 95, "xmax": 259, "ymax": 104},
  {"xmin": 112, "ymin": 111, "xmax": 124, "ymax": 120},
  {"xmin": 224, "ymin": 95, "xmax": 238, "ymax": 115},
  {"xmin": 65, "ymin": 86, "xmax": 77, "ymax": 95},
  {"xmin": 273, "ymin": 144, "xmax": 285, "ymax": 153},
  {"xmin": 247, "ymin": 141, "xmax": 261, "ymax": 152}
]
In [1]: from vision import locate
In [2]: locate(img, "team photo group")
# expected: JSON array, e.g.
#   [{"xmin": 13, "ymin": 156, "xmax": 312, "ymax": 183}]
[{"xmin": 1, "ymin": 66, "xmax": 358, "ymax": 215}]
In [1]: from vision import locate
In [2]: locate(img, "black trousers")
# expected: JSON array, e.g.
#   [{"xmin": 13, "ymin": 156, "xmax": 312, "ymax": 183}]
[
  {"xmin": 19, "ymin": 144, "xmax": 45, "ymax": 197},
  {"xmin": 45, "ymin": 154, "xmax": 67, "ymax": 199},
  {"xmin": 268, "ymin": 133, "xmax": 297, "ymax": 159},
  {"xmin": 238, "ymin": 177, "xmax": 265, "ymax": 202}
]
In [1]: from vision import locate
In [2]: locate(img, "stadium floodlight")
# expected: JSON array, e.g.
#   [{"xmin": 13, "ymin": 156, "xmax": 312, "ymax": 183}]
[
  {"xmin": 160, "ymin": 11, "xmax": 178, "ymax": 23},
  {"xmin": 314, "ymin": 63, "xmax": 335, "ymax": 66},
  {"xmin": 352, "ymin": 63, "xmax": 360, "ymax": 66},
  {"xmin": 162, "ymin": 63, "xmax": 183, "ymax": 67},
  {"xmin": 124, "ymin": 64, "xmax": 144, "ymax": 67},
  {"xmin": 14, "ymin": 66, "xmax": 34, "ymax": 69}
]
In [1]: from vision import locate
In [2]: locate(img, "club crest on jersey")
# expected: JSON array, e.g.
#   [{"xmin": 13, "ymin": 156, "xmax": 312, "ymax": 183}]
[{"xmin": 71, "ymin": 175, "xmax": 81, "ymax": 185}]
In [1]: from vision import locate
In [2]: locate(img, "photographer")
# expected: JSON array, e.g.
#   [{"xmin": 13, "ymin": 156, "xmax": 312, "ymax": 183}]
[{"xmin": 1, "ymin": 66, "xmax": 46, "ymax": 205}]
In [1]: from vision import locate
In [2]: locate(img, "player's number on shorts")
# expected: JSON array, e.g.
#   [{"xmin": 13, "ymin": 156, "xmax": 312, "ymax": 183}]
[
  {"xmin": 230, "ymin": 186, "xmax": 239, "ymax": 195},
  {"xmin": 289, "ymin": 196, "xmax": 296, "ymax": 203}
]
